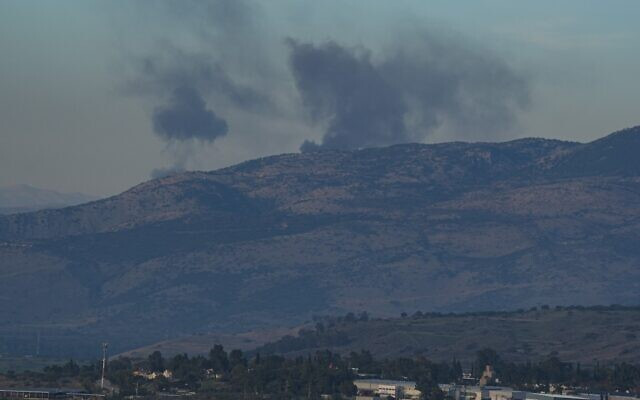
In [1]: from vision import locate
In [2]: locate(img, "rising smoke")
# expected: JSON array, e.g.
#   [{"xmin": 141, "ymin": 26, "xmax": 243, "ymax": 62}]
[
  {"xmin": 124, "ymin": 1, "xmax": 531, "ymax": 172},
  {"xmin": 152, "ymin": 86, "xmax": 228, "ymax": 143},
  {"xmin": 150, "ymin": 166, "xmax": 186, "ymax": 179},
  {"xmin": 288, "ymin": 35, "xmax": 530, "ymax": 152},
  {"xmin": 146, "ymin": 86, "xmax": 227, "ymax": 179},
  {"xmin": 288, "ymin": 40, "xmax": 410, "ymax": 152},
  {"xmin": 123, "ymin": 0, "xmax": 275, "ymax": 177}
]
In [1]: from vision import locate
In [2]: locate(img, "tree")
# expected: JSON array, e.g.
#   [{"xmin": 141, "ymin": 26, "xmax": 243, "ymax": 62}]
[
  {"xmin": 209, "ymin": 345, "xmax": 229, "ymax": 373},
  {"xmin": 359, "ymin": 311, "xmax": 370, "ymax": 322},
  {"xmin": 475, "ymin": 348, "xmax": 501, "ymax": 376},
  {"xmin": 344, "ymin": 312, "xmax": 357, "ymax": 323},
  {"xmin": 229, "ymin": 349, "xmax": 246, "ymax": 369},
  {"xmin": 339, "ymin": 381, "xmax": 357, "ymax": 396},
  {"xmin": 148, "ymin": 351, "xmax": 165, "ymax": 372}
]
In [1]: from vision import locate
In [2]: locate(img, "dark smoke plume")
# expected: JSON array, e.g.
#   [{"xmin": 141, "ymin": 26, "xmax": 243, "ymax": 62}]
[
  {"xmin": 123, "ymin": 1, "xmax": 531, "ymax": 166},
  {"xmin": 132, "ymin": 51, "xmax": 271, "ymax": 114},
  {"xmin": 152, "ymin": 86, "xmax": 228, "ymax": 142},
  {"xmin": 288, "ymin": 36, "xmax": 530, "ymax": 152},
  {"xmin": 123, "ymin": 0, "xmax": 274, "ymax": 178},
  {"xmin": 289, "ymin": 41, "xmax": 409, "ymax": 152}
]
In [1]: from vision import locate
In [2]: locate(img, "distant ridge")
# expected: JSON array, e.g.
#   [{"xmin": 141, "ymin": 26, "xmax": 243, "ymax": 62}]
[{"xmin": 0, "ymin": 184, "xmax": 98, "ymax": 214}]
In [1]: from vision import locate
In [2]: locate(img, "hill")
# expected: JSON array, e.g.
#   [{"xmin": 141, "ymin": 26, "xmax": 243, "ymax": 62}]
[
  {"xmin": 254, "ymin": 306, "xmax": 640, "ymax": 364},
  {"xmin": 1, "ymin": 126, "xmax": 640, "ymax": 357}
]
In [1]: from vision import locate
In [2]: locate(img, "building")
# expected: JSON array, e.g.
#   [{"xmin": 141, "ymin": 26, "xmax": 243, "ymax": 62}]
[
  {"xmin": 606, "ymin": 394, "xmax": 640, "ymax": 400},
  {"xmin": 354, "ymin": 379, "xmax": 421, "ymax": 399},
  {"xmin": 479, "ymin": 366, "xmax": 497, "ymax": 387},
  {"xmin": 439, "ymin": 384, "xmax": 526, "ymax": 400},
  {"xmin": 440, "ymin": 384, "xmax": 638, "ymax": 400},
  {"xmin": 132, "ymin": 369, "xmax": 173, "ymax": 380},
  {"xmin": 0, "ymin": 388, "xmax": 103, "ymax": 399},
  {"xmin": 0, "ymin": 388, "xmax": 68, "ymax": 399},
  {"xmin": 526, "ymin": 393, "xmax": 590, "ymax": 400}
]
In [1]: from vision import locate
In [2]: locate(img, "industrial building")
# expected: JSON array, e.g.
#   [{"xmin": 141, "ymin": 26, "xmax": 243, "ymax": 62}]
[
  {"xmin": 438, "ymin": 384, "xmax": 628, "ymax": 400},
  {"xmin": 440, "ymin": 384, "xmax": 527, "ymax": 400},
  {"xmin": 0, "ymin": 388, "xmax": 104, "ymax": 399},
  {"xmin": 354, "ymin": 379, "xmax": 421, "ymax": 399}
]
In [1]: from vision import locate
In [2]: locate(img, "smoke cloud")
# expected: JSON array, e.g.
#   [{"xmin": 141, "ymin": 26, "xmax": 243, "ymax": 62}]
[
  {"xmin": 122, "ymin": 0, "xmax": 280, "ymax": 177},
  {"xmin": 123, "ymin": 1, "xmax": 531, "ymax": 169},
  {"xmin": 288, "ymin": 35, "xmax": 530, "ymax": 152},
  {"xmin": 152, "ymin": 86, "xmax": 228, "ymax": 142},
  {"xmin": 289, "ymin": 40, "xmax": 409, "ymax": 152},
  {"xmin": 131, "ymin": 49, "xmax": 272, "ymax": 114}
]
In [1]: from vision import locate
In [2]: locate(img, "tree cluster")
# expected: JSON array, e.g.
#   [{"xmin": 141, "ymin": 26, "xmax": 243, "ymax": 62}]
[{"xmin": 2, "ymin": 345, "xmax": 640, "ymax": 399}]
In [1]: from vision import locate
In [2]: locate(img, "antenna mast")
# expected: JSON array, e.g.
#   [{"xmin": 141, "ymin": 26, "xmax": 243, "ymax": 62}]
[
  {"xmin": 36, "ymin": 331, "xmax": 40, "ymax": 357},
  {"xmin": 101, "ymin": 342, "xmax": 109, "ymax": 390}
]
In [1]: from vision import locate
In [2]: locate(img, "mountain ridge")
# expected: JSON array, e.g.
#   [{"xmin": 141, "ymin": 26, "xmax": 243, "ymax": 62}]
[{"xmin": 1, "ymin": 126, "xmax": 640, "ymax": 357}]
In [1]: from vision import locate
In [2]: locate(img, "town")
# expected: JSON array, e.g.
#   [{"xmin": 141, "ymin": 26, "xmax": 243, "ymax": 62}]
[{"xmin": 1, "ymin": 345, "xmax": 639, "ymax": 400}]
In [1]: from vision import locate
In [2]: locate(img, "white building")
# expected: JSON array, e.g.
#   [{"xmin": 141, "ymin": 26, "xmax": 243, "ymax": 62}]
[
  {"xmin": 439, "ymin": 384, "xmax": 526, "ymax": 400},
  {"xmin": 526, "ymin": 394, "xmax": 590, "ymax": 400},
  {"xmin": 354, "ymin": 379, "xmax": 421, "ymax": 399}
]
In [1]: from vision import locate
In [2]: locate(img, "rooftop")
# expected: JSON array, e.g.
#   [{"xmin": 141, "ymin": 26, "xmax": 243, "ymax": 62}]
[{"xmin": 354, "ymin": 379, "xmax": 417, "ymax": 387}]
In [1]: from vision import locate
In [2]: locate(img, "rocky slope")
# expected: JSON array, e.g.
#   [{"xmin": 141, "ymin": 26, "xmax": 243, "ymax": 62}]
[{"xmin": 1, "ymin": 126, "xmax": 640, "ymax": 357}]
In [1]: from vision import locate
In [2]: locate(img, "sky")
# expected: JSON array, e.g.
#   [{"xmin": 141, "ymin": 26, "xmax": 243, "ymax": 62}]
[{"xmin": 0, "ymin": 1, "xmax": 639, "ymax": 197}]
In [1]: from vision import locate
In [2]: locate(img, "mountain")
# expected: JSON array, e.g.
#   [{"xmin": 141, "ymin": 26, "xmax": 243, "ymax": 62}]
[
  {"xmin": 0, "ymin": 184, "xmax": 98, "ymax": 214},
  {"xmin": 1, "ymin": 126, "xmax": 640, "ymax": 358}
]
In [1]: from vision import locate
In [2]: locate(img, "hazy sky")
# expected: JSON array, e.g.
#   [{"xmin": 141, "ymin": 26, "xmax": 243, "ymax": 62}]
[{"xmin": 1, "ymin": 1, "xmax": 639, "ymax": 196}]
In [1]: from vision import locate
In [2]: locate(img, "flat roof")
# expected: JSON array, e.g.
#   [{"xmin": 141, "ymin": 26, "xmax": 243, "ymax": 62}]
[
  {"xmin": 527, "ymin": 393, "xmax": 589, "ymax": 400},
  {"xmin": 440, "ymin": 385, "xmax": 515, "ymax": 391},
  {"xmin": 354, "ymin": 379, "xmax": 417, "ymax": 386},
  {"xmin": 0, "ymin": 388, "xmax": 87, "ymax": 394}
]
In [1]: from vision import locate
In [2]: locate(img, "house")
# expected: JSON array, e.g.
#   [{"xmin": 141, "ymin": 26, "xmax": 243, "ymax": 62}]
[
  {"xmin": 132, "ymin": 369, "xmax": 173, "ymax": 380},
  {"xmin": 479, "ymin": 366, "xmax": 497, "ymax": 387}
]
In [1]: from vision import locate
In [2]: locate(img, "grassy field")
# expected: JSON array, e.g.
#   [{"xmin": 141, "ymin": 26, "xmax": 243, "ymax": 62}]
[
  {"xmin": 0, "ymin": 356, "xmax": 81, "ymax": 373},
  {"xmin": 117, "ymin": 306, "xmax": 640, "ymax": 365},
  {"xmin": 254, "ymin": 307, "xmax": 640, "ymax": 364}
]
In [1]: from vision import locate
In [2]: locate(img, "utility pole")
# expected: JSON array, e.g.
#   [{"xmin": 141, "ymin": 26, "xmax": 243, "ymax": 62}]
[
  {"xmin": 101, "ymin": 343, "xmax": 109, "ymax": 390},
  {"xmin": 36, "ymin": 331, "xmax": 40, "ymax": 357}
]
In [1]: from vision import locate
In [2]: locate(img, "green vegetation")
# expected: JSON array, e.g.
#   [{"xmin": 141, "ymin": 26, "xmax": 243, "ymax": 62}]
[
  {"xmin": 1, "ymin": 343, "xmax": 640, "ymax": 399},
  {"xmin": 0, "ymin": 359, "xmax": 98, "ymax": 392},
  {"xmin": 0, "ymin": 356, "xmax": 83, "ymax": 373},
  {"xmin": 256, "ymin": 306, "xmax": 640, "ymax": 363},
  {"xmin": 0, "ymin": 346, "xmax": 455, "ymax": 399}
]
